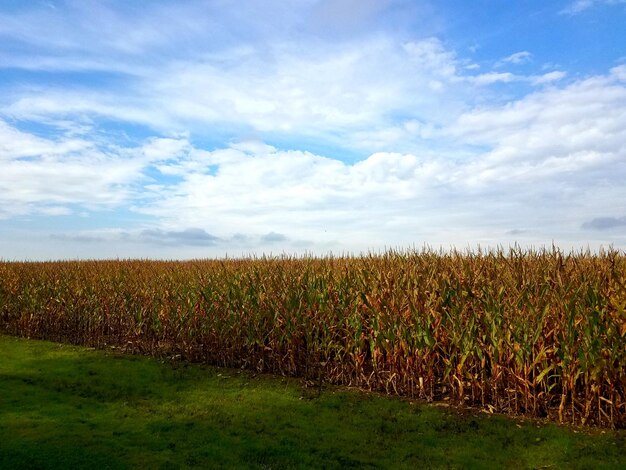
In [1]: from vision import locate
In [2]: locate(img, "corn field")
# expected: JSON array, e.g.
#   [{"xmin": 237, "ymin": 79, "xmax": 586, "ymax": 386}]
[{"xmin": 1, "ymin": 248, "xmax": 624, "ymax": 428}]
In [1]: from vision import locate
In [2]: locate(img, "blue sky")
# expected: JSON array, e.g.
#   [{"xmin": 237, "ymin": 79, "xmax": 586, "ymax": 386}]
[{"xmin": 1, "ymin": 0, "xmax": 625, "ymax": 259}]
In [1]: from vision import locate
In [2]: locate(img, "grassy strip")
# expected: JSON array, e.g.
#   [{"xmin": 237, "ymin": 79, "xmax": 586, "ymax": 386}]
[{"xmin": 0, "ymin": 336, "xmax": 624, "ymax": 469}]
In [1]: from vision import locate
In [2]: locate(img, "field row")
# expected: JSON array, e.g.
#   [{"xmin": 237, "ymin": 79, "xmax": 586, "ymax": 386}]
[{"xmin": 1, "ymin": 248, "xmax": 624, "ymax": 427}]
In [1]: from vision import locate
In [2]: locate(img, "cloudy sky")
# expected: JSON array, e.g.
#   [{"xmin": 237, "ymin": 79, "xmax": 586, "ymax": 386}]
[{"xmin": 1, "ymin": 0, "xmax": 625, "ymax": 259}]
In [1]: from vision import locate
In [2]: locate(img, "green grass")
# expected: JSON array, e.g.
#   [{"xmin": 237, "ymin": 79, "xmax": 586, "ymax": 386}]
[{"xmin": 0, "ymin": 336, "xmax": 624, "ymax": 469}]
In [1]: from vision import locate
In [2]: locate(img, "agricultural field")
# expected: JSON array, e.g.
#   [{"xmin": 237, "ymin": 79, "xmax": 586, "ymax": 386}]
[{"xmin": 0, "ymin": 248, "xmax": 625, "ymax": 428}]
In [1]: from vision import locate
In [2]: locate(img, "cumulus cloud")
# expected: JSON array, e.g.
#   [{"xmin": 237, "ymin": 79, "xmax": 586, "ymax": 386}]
[
  {"xmin": 3, "ymin": 65, "xmax": 626, "ymax": 253},
  {"xmin": 133, "ymin": 63, "xmax": 626, "ymax": 248},
  {"xmin": 448, "ymin": 67, "xmax": 626, "ymax": 158},
  {"xmin": 0, "ymin": 120, "xmax": 190, "ymax": 218},
  {"xmin": 139, "ymin": 144, "xmax": 453, "ymax": 247}
]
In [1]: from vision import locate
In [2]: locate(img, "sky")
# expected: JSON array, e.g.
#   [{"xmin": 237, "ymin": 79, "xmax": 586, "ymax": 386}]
[{"xmin": 1, "ymin": 0, "xmax": 625, "ymax": 260}]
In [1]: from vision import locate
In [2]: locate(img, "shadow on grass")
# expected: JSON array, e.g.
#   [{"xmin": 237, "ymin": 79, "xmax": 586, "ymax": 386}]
[{"xmin": 0, "ymin": 335, "xmax": 624, "ymax": 469}]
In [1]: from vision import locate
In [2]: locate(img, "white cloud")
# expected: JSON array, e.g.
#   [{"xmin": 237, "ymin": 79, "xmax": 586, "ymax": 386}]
[
  {"xmin": 0, "ymin": 120, "xmax": 190, "ymax": 218},
  {"xmin": 467, "ymin": 72, "xmax": 517, "ymax": 86},
  {"xmin": 0, "ymin": 119, "xmax": 90, "ymax": 160},
  {"xmin": 443, "ymin": 70, "xmax": 626, "ymax": 234},
  {"xmin": 39, "ymin": 206, "xmax": 73, "ymax": 216},
  {"xmin": 141, "ymin": 136, "xmax": 191, "ymax": 161},
  {"xmin": 448, "ymin": 70, "xmax": 626, "ymax": 151},
  {"xmin": 611, "ymin": 64, "xmax": 626, "ymax": 81},
  {"xmin": 0, "ymin": 2, "xmax": 223, "ymax": 57},
  {"xmin": 1, "ymin": 36, "xmax": 474, "ymax": 152},
  {"xmin": 141, "ymin": 36, "xmax": 468, "ymax": 136},
  {"xmin": 561, "ymin": 0, "xmax": 626, "ymax": 14},
  {"xmin": 465, "ymin": 70, "xmax": 567, "ymax": 88},
  {"xmin": 496, "ymin": 51, "xmax": 533, "ymax": 67},
  {"xmin": 565, "ymin": 0, "xmax": 595, "ymax": 12},
  {"xmin": 131, "ymin": 68, "xmax": 626, "ymax": 249},
  {"xmin": 1, "ymin": 33, "xmax": 568, "ymax": 158},
  {"xmin": 2, "ymin": 66, "xmax": 625, "ymax": 251},
  {"xmin": 138, "ymin": 143, "xmax": 454, "ymax": 247},
  {"xmin": 530, "ymin": 71, "xmax": 568, "ymax": 85},
  {"xmin": 3, "ymin": 93, "xmax": 170, "ymax": 130},
  {"xmin": 0, "ymin": 4, "xmax": 585, "ymax": 161}
]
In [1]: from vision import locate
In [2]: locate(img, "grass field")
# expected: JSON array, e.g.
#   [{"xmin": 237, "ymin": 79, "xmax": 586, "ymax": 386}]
[{"xmin": 0, "ymin": 336, "xmax": 624, "ymax": 469}]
